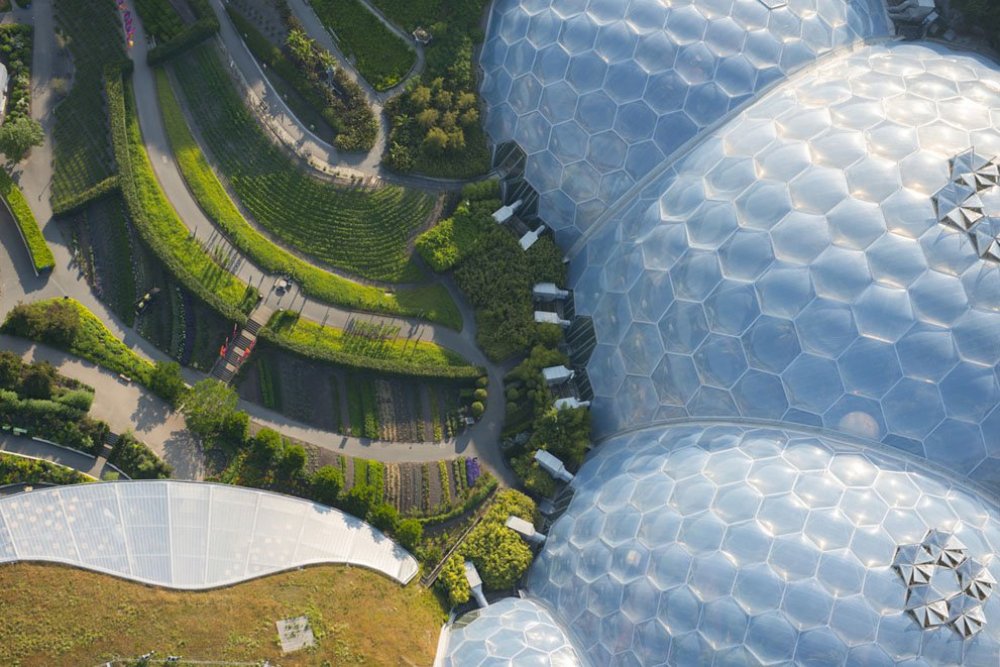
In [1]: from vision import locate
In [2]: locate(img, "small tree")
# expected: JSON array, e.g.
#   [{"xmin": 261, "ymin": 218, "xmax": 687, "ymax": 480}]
[
  {"xmin": 0, "ymin": 116, "xmax": 43, "ymax": 161},
  {"xmin": 415, "ymin": 107, "xmax": 439, "ymax": 129},
  {"xmin": 368, "ymin": 502, "xmax": 399, "ymax": 533},
  {"xmin": 251, "ymin": 428, "xmax": 282, "ymax": 466},
  {"xmin": 0, "ymin": 350, "xmax": 22, "ymax": 389},
  {"xmin": 179, "ymin": 379, "xmax": 239, "ymax": 440},
  {"xmin": 395, "ymin": 518, "xmax": 423, "ymax": 552},
  {"xmin": 311, "ymin": 465, "xmax": 344, "ymax": 505},
  {"xmin": 470, "ymin": 401, "xmax": 484, "ymax": 418},
  {"xmin": 20, "ymin": 362, "xmax": 55, "ymax": 399},
  {"xmin": 341, "ymin": 483, "xmax": 379, "ymax": 519},
  {"xmin": 278, "ymin": 443, "xmax": 307, "ymax": 480},
  {"xmin": 423, "ymin": 126, "xmax": 449, "ymax": 154},
  {"xmin": 149, "ymin": 360, "xmax": 186, "ymax": 406}
]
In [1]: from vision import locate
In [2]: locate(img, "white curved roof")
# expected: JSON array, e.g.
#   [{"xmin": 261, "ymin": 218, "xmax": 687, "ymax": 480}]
[
  {"xmin": 571, "ymin": 42, "xmax": 1000, "ymax": 485},
  {"xmin": 0, "ymin": 481, "xmax": 418, "ymax": 588}
]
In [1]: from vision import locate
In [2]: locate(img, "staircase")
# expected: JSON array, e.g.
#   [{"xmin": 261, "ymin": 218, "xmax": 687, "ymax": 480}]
[{"xmin": 212, "ymin": 305, "xmax": 273, "ymax": 384}]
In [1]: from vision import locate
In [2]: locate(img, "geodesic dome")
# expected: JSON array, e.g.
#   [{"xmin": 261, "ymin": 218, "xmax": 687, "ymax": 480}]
[
  {"xmin": 442, "ymin": 596, "xmax": 586, "ymax": 666},
  {"xmin": 569, "ymin": 42, "xmax": 1000, "ymax": 486},
  {"xmin": 526, "ymin": 423, "xmax": 1000, "ymax": 666},
  {"xmin": 480, "ymin": 0, "xmax": 891, "ymax": 244}
]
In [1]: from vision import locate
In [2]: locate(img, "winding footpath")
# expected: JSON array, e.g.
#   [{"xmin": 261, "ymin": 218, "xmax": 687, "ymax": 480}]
[
  {"xmin": 0, "ymin": 0, "xmax": 516, "ymax": 485},
  {"xmin": 209, "ymin": 0, "xmax": 477, "ymax": 190}
]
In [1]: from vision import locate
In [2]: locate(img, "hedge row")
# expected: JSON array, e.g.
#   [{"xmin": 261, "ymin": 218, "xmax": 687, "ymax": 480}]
[
  {"xmin": 50, "ymin": 175, "xmax": 120, "ymax": 217},
  {"xmin": 105, "ymin": 65, "xmax": 256, "ymax": 323},
  {"xmin": 146, "ymin": 0, "xmax": 219, "ymax": 66},
  {"xmin": 262, "ymin": 311, "xmax": 482, "ymax": 380},
  {"xmin": 0, "ymin": 168, "xmax": 54, "ymax": 274}
]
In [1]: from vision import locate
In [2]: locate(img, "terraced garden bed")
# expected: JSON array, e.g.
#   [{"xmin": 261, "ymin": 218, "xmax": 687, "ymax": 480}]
[
  {"xmin": 237, "ymin": 346, "xmax": 469, "ymax": 442},
  {"xmin": 307, "ymin": 0, "xmax": 414, "ymax": 91},
  {"xmin": 68, "ymin": 193, "xmax": 137, "ymax": 325},
  {"xmin": 172, "ymin": 42, "xmax": 435, "ymax": 283},
  {"xmin": 51, "ymin": 0, "xmax": 124, "ymax": 211},
  {"xmin": 156, "ymin": 67, "xmax": 458, "ymax": 327}
]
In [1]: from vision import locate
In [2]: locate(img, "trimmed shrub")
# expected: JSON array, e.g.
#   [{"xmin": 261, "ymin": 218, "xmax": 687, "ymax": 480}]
[{"xmin": 0, "ymin": 168, "xmax": 54, "ymax": 273}]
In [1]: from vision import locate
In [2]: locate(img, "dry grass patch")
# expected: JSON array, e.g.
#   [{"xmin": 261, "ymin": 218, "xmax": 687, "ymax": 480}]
[{"xmin": 0, "ymin": 562, "xmax": 445, "ymax": 666}]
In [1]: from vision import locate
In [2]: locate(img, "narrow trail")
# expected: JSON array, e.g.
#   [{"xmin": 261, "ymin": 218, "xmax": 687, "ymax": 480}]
[{"xmin": 0, "ymin": 0, "xmax": 516, "ymax": 486}]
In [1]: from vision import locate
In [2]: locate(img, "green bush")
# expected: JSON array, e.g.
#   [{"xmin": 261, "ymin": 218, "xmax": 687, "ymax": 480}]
[
  {"xmin": 0, "ymin": 388, "xmax": 109, "ymax": 454},
  {"xmin": 106, "ymin": 65, "xmax": 257, "ymax": 323},
  {"xmin": 149, "ymin": 360, "xmax": 187, "ymax": 406},
  {"xmin": 179, "ymin": 378, "xmax": 240, "ymax": 440},
  {"xmin": 438, "ymin": 553, "xmax": 471, "ymax": 606},
  {"xmin": 414, "ymin": 196, "xmax": 495, "ymax": 272},
  {"xmin": 0, "ymin": 168, "xmax": 54, "ymax": 273},
  {"xmin": 311, "ymin": 464, "xmax": 345, "ymax": 505},
  {"xmin": 110, "ymin": 431, "xmax": 172, "ymax": 479},
  {"xmin": 307, "ymin": 0, "xmax": 414, "ymax": 91},
  {"xmin": 469, "ymin": 401, "xmax": 484, "ymax": 419},
  {"xmin": 53, "ymin": 388, "xmax": 95, "ymax": 412}
]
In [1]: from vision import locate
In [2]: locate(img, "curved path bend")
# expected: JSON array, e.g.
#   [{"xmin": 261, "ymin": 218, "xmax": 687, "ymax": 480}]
[
  {"xmin": 2, "ymin": 0, "xmax": 515, "ymax": 485},
  {"xmin": 209, "ymin": 0, "xmax": 479, "ymax": 190}
]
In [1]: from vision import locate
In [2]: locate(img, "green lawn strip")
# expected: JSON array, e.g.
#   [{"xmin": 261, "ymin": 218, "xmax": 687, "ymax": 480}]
[
  {"xmin": 171, "ymin": 43, "xmax": 432, "ymax": 284},
  {"xmin": 2, "ymin": 298, "xmax": 155, "ymax": 385},
  {"xmin": 51, "ymin": 0, "xmax": 125, "ymax": 210},
  {"xmin": 107, "ymin": 65, "xmax": 256, "ymax": 323},
  {"xmin": 263, "ymin": 310, "xmax": 480, "ymax": 380},
  {"xmin": 0, "ymin": 169, "xmax": 54, "ymax": 273},
  {"xmin": 155, "ymin": 68, "xmax": 459, "ymax": 329},
  {"xmin": 307, "ymin": 0, "xmax": 414, "ymax": 91}
]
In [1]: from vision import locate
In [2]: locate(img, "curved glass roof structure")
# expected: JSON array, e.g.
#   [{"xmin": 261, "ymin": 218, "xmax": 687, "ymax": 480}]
[
  {"xmin": 526, "ymin": 423, "xmax": 1000, "ymax": 666},
  {"xmin": 442, "ymin": 597, "xmax": 586, "ymax": 666},
  {"xmin": 0, "ymin": 481, "xmax": 418, "ymax": 588},
  {"xmin": 480, "ymin": 0, "xmax": 890, "ymax": 244},
  {"xmin": 571, "ymin": 42, "xmax": 1000, "ymax": 485}
]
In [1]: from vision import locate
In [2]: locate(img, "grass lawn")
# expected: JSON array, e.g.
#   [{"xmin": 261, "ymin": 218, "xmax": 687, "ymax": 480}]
[
  {"xmin": 156, "ymin": 67, "xmax": 460, "ymax": 329},
  {"xmin": 308, "ymin": 0, "xmax": 414, "ymax": 91},
  {"xmin": 0, "ymin": 562, "xmax": 446, "ymax": 666},
  {"xmin": 51, "ymin": 0, "xmax": 124, "ymax": 211},
  {"xmin": 266, "ymin": 310, "xmax": 479, "ymax": 379},
  {"xmin": 172, "ymin": 43, "xmax": 434, "ymax": 284}
]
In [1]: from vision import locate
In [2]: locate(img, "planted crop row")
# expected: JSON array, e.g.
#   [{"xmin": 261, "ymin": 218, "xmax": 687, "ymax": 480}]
[
  {"xmin": 106, "ymin": 66, "xmax": 256, "ymax": 322},
  {"xmin": 0, "ymin": 168, "xmax": 54, "ymax": 273},
  {"xmin": 263, "ymin": 310, "xmax": 480, "ymax": 380},
  {"xmin": 155, "ymin": 68, "xmax": 459, "ymax": 327},
  {"xmin": 171, "ymin": 43, "xmax": 434, "ymax": 283},
  {"xmin": 307, "ymin": 0, "xmax": 414, "ymax": 91},
  {"xmin": 51, "ymin": 0, "xmax": 126, "ymax": 211}
]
